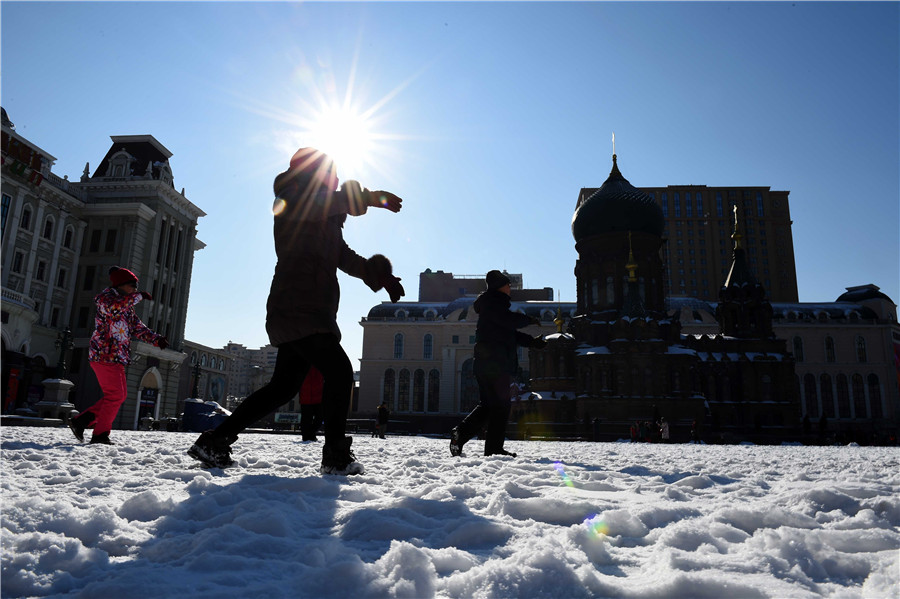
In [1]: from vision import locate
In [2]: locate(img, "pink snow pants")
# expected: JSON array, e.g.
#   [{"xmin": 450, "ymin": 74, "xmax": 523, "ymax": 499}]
[{"xmin": 86, "ymin": 362, "xmax": 128, "ymax": 435}]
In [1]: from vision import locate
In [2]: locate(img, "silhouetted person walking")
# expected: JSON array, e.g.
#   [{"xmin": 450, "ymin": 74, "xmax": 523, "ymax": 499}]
[
  {"xmin": 188, "ymin": 148, "xmax": 404, "ymax": 473},
  {"xmin": 450, "ymin": 270, "xmax": 545, "ymax": 457}
]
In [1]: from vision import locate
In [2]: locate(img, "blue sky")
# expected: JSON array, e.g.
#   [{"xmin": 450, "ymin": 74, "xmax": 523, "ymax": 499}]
[{"xmin": 3, "ymin": 1, "xmax": 898, "ymax": 368}]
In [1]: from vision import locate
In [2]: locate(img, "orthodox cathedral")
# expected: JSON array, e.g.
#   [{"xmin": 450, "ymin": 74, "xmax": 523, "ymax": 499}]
[{"xmin": 531, "ymin": 154, "xmax": 798, "ymax": 442}]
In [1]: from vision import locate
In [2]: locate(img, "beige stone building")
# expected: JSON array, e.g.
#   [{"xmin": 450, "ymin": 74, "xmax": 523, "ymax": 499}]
[{"xmin": 357, "ymin": 272, "xmax": 563, "ymax": 433}]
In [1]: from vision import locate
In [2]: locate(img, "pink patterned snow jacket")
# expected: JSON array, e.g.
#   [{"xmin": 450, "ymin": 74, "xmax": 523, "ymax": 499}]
[{"xmin": 89, "ymin": 287, "xmax": 162, "ymax": 365}]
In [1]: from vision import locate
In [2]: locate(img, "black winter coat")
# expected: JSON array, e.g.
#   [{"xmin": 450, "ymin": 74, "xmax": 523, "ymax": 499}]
[
  {"xmin": 472, "ymin": 289, "xmax": 535, "ymax": 378},
  {"xmin": 265, "ymin": 177, "xmax": 371, "ymax": 346}
]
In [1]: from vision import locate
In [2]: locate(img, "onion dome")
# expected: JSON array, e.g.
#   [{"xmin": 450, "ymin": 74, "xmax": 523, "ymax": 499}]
[{"xmin": 572, "ymin": 155, "xmax": 664, "ymax": 242}]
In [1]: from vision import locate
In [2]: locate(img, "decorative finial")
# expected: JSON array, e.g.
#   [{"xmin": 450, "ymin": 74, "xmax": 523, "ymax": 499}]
[
  {"xmin": 554, "ymin": 307, "xmax": 565, "ymax": 334},
  {"xmin": 625, "ymin": 231, "xmax": 639, "ymax": 282},
  {"xmin": 612, "ymin": 132, "xmax": 616, "ymax": 157},
  {"xmin": 731, "ymin": 205, "xmax": 744, "ymax": 250}
]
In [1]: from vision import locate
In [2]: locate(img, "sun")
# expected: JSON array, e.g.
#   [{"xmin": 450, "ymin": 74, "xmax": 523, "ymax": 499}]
[{"xmin": 302, "ymin": 103, "xmax": 376, "ymax": 180}]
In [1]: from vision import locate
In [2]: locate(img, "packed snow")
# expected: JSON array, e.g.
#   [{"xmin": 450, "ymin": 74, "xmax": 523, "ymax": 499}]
[{"xmin": 2, "ymin": 427, "xmax": 898, "ymax": 598}]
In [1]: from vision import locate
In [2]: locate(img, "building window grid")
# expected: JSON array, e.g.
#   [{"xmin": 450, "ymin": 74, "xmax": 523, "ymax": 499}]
[
  {"xmin": 412, "ymin": 369, "xmax": 425, "ymax": 412},
  {"xmin": 393, "ymin": 333, "xmax": 404, "ymax": 359},
  {"xmin": 398, "ymin": 369, "xmax": 410, "ymax": 412},
  {"xmin": 423, "ymin": 334, "xmax": 433, "ymax": 360}
]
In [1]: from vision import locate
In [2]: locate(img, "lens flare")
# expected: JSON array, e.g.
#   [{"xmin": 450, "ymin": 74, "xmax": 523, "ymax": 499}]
[
  {"xmin": 584, "ymin": 514, "xmax": 609, "ymax": 537},
  {"xmin": 554, "ymin": 461, "xmax": 575, "ymax": 488},
  {"xmin": 272, "ymin": 198, "xmax": 287, "ymax": 216}
]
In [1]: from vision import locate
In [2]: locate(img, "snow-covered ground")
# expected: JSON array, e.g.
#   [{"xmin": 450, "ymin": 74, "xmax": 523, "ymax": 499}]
[{"xmin": 2, "ymin": 427, "xmax": 898, "ymax": 599}]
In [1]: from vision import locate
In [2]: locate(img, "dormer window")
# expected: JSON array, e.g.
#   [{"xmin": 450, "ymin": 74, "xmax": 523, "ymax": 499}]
[
  {"xmin": 395, "ymin": 309, "xmax": 408, "ymax": 320},
  {"xmin": 108, "ymin": 149, "xmax": 135, "ymax": 178}
]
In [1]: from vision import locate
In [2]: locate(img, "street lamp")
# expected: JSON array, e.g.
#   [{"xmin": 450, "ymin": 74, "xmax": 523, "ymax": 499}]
[
  {"xmin": 53, "ymin": 327, "xmax": 75, "ymax": 379},
  {"xmin": 191, "ymin": 361, "xmax": 201, "ymax": 398}
]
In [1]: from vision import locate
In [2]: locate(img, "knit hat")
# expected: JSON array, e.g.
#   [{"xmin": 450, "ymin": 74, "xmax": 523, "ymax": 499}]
[
  {"xmin": 274, "ymin": 148, "xmax": 337, "ymax": 197},
  {"xmin": 485, "ymin": 270, "xmax": 511, "ymax": 291},
  {"xmin": 109, "ymin": 266, "xmax": 138, "ymax": 287}
]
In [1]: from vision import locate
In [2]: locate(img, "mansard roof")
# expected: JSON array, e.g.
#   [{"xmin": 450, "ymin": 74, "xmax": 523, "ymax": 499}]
[{"xmin": 92, "ymin": 135, "xmax": 173, "ymax": 178}]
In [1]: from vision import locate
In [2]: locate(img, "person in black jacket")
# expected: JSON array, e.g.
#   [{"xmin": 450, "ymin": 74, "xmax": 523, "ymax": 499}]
[
  {"xmin": 188, "ymin": 147, "xmax": 405, "ymax": 473},
  {"xmin": 450, "ymin": 270, "xmax": 545, "ymax": 457}
]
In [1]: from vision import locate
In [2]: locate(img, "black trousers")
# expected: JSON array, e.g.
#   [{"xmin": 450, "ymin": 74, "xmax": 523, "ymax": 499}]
[
  {"xmin": 215, "ymin": 333, "xmax": 352, "ymax": 445},
  {"xmin": 456, "ymin": 371, "xmax": 512, "ymax": 454},
  {"xmin": 300, "ymin": 402, "xmax": 322, "ymax": 439}
]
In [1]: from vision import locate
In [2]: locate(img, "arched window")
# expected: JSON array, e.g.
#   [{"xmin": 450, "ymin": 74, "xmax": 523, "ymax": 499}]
[
  {"xmin": 459, "ymin": 359, "xmax": 478, "ymax": 413},
  {"xmin": 852, "ymin": 374, "xmax": 867, "ymax": 419},
  {"xmin": 856, "ymin": 337, "xmax": 867, "ymax": 363},
  {"xmin": 20, "ymin": 205, "xmax": 32, "ymax": 230},
  {"xmin": 398, "ymin": 369, "xmax": 410, "ymax": 412},
  {"xmin": 792, "ymin": 337, "xmax": 804, "ymax": 362},
  {"xmin": 393, "ymin": 333, "xmax": 404, "ymax": 359},
  {"xmin": 803, "ymin": 373, "xmax": 818, "ymax": 418},
  {"xmin": 413, "ymin": 369, "xmax": 425, "ymax": 412},
  {"xmin": 820, "ymin": 374, "xmax": 835, "ymax": 418},
  {"xmin": 382, "ymin": 368, "xmax": 395, "ymax": 408},
  {"xmin": 423, "ymin": 334, "xmax": 433, "ymax": 360},
  {"xmin": 836, "ymin": 374, "xmax": 850, "ymax": 418},
  {"xmin": 868, "ymin": 374, "xmax": 882, "ymax": 419},
  {"xmin": 63, "ymin": 226, "xmax": 74, "ymax": 249},
  {"xmin": 42, "ymin": 216, "xmax": 54, "ymax": 240},
  {"xmin": 824, "ymin": 337, "xmax": 835, "ymax": 363},
  {"xmin": 427, "ymin": 369, "xmax": 440, "ymax": 412}
]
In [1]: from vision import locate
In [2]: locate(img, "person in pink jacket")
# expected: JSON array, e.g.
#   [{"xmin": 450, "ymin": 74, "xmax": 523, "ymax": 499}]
[{"xmin": 68, "ymin": 266, "xmax": 168, "ymax": 444}]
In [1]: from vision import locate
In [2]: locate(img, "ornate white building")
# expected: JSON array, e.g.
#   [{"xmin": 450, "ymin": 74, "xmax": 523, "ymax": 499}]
[{"xmin": 1, "ymin": 108, "xmax": 204, "ymax": 429}]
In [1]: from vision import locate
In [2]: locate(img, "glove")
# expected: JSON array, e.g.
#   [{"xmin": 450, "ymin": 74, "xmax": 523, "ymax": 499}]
[
  {"xmin": 139, "ymin": 291, "xmax": 153, "ymax": 301},
  {"xmin": 383, "ymin": 275, "xmax": 405, "ymax": 303},
  {"xmin": 157, "ymin": 336, "xmax": 168, "ymax": 350},
  {"xmin": 369, "ymin": 190, "xmax": 402, "ymax": 213},
  {"xmin": 531, "ymin": 336, "xmax": 547, "ymax": 349},
  {"xmin": 364, "ymin": 254, "xmax": 394, "ymax": 292}
]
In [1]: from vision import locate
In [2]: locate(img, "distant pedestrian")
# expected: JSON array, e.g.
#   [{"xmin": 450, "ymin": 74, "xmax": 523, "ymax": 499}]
[
  {"xmin": 188, "ymin": 148, "xmax": 404, "ymax": 474},
  {"xmin": 450, "ymin": 270, "xmax": 546, "ymax": 458},
  {"xmin": 299, "ymin": 367, "xmax": 324, "ymax": 441},
  {"xmin": 375, "ymin": 401, "xmax": 389, "ymax": 439},
  {"xmin": 659, "ymin": 418, "xmax": 670, "ymax": 443},
  {"xmin": 630, "ymin": 422, "xmax": 637, "ymax": 443},
  {"xmin": 69, "ymin": 266, "xmax": 168, "ymax": 445}
]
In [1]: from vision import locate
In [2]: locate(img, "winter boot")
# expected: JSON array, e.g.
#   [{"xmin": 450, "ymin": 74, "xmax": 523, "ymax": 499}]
[
  {"xmin": 187, "ymin": 431, "xmax": 236, "ymax": 468},
  {"xmin": 449, "ymin": 426, "xmax": 464, "ymax": 457},
  {"xmin": 321, "ymin": 437, "xmax": 365, "ymax": 475},
  {"xmin": 485, "ymin": 447, "xmax": 517, "ymax": 457},
  {"xmin": 68, "ymin": 410, "xmax": 92, "ymax": 442},
  {"xmin": 89, "ymin": 432, "xmax": 114, "ymax": 445}
]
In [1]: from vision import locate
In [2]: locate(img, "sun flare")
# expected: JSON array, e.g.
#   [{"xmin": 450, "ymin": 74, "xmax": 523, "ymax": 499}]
[{"xmin": 303, "ymin": 103, "xmax": 376, "ymax": 180}]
